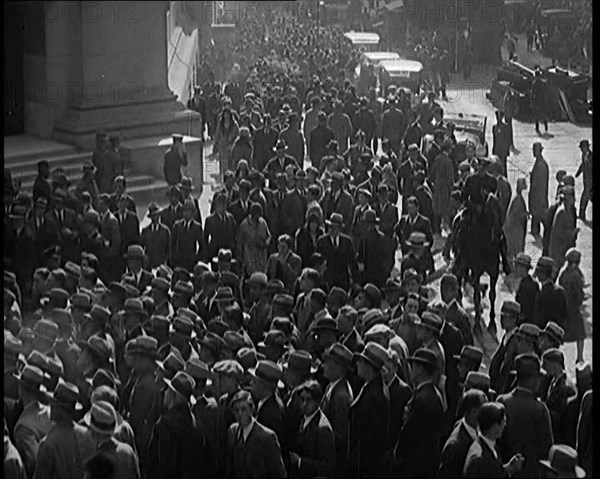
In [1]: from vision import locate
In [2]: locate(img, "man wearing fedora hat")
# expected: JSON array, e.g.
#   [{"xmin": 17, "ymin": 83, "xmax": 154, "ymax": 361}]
[
  {"xmin": 316, "ymin": 213, "xmax": 357, "ymax": 290},
  {"xmin": 163, "ymin": 133, "xmax": 188, "ymax": 187},
  {"xmin": 266, "ymin": 234, "xmax": 302, "ymax": 293},
  {"xmin": 563, "ymin": 361, "xmax": 591, "ymax": 449},
  {"xmin": 13, "ymin": 363, "xmax": 54, "ymax": 477},
  {"xmin": 140, "ymin": 203, "xmax": 171, "ymax": 270},
  {"xmin": 529, "ymin": 141, "xmax": 549, "ymax": 236},
  {"xmin": 356, "ymin": 210, "xmax": 387, "ymax": 287},
  {"xmin": 34, "ymin": 379, "xmax": 96, "ymax": 479},
  {"xmin": 122, "ymin": 245, "xmax": 152, "ymax": 293},
  {"xmin": 541, "ymin": 349, "xmax": 576, "ymax": 443},
  {"xmin": 179, "ymin": 176, "xmax": 202, "ymax": 224},
  {"xmin": 539, "ymin": 444, "xmax": 586, "ymax": 478},
  {"xmin": 513, "ymin": 252, "xmax": 539, "ymax": 324},
  {"xmin": 532, "ymin": 256, "xmax": 568, "ymax": 331},
  {"xmin": 263, "ymin": 139, "xmax": 299, "ymax": 190},
  {"xmin": 320, "ymin": 172, "xmax": 355, "ymax": 235},
  {"xmin": 205, "ymin": 193, "xmax": 237, "ymax": 262},
  {"xmin": 309, "ymin": 111, "xmax": 335, "ymax": 170},
  {"xmin": 97, "ymin": 194, "xmax": 122, "ymax": 283},
  {"xmin": 84, "ymin": 400, "xmax": 140, "ymax": 479},
  {"xmin": 497, "ymin": 353, "xmax": 554, "ymax": 477},
  {"xmin": 145, "ymin": 371, "xmax": 212, "ymax": 479},
  {"xmin": 348, "ymin": 342, "xmax": 390, "ymax": 477},
  {"xmin": 171, "ymin": 199, "xmax": 206, "ymax": 272},
  {"xmin": 394, "ymin": 348, "xmax": 445, "ymax": 477},
  {"xmin": 159, "ymin": 185, "xmax": 183, "ymax": 231}
]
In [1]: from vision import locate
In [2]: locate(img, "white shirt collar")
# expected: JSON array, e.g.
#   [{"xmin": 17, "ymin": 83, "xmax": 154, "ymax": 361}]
[
  {"xmin": 479, "ymin": 432, "xmax": 498, "ymax": 459},
  {"xmin": 302, "ymin": 408, "xmax": 320, "ymax": 430},
  {"xmin": 461, "ymin": 418, "xmax": 477, "ymax": 441},
  {"xmin": 242, "ymin": 418, "xmax": 255, "ymax": 442}
]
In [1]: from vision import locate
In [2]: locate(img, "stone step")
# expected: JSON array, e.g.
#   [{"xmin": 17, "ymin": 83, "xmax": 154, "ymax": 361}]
[
  {"xmin": 9, "ymin": 152, "xmax": 93, "ymax": 183},
  {"xmin": 128, "ymin": 180, "xmax": 169, "ymax": 206},
  {"xmin": 4, "ymin": 138, "xmax": 79, "ymax": 164},
  {"xmin": 19, "ymin": 173, "xmax": 156, "ymax": 192}
]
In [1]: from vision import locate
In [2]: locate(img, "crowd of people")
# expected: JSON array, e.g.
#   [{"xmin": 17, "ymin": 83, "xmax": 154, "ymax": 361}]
[{"xmin": 3, "ymin": 9, "xmax": 594, "ymax": 479}]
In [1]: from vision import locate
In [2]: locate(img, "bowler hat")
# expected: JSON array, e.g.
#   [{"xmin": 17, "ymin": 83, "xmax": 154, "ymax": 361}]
[
  {"xmin": 249, "ymin": 360, "xmax": 283, "ymax": 387},
  {"xmin": 539, "ymin": 445, "xmax": 585, "ymax": 478},
  {"xmin": 540, "ymin": 321, "xmax": 565, "ymax": 345},
  {"xmin": 357, "ymin": 342, "xmax": 389, "ymax": 371},
  {"xmin": 326, "ymin": 213, "xmax": 344, "ymax": 228},
  {"xmin": 408, "ymin": 348, "xmax": 438, "ymax": 370},
  {"xmin": 164, "ymin": 371, "xmax": 196, "ymax": 405}
]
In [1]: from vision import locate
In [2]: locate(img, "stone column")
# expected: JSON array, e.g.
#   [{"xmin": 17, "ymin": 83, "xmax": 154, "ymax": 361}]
[{"xmin": 49, "ymin": 0, "xmax": 199, "ymax": 148}]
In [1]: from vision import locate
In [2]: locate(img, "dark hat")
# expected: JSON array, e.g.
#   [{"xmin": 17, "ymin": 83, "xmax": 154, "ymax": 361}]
[
  {"xmin": 236, "ymin": 347, "xmax": 258, "ymax": 370},
  {"xmin": 324, "ymin": 342, "xmax": 353, "ymax": 368},
  {"xmin": 128, "ymin": 336, "xmax": 159, "ymax": 359},
  {"xmin": 49, "ymin": 287, "xmax": 70, "ymax": 305},
  {"xmin": 164, "ymin": 371, "xmax": 196, "ymax": 405},
  {"xmin": 500, "ymin": 300, "xmax": 521, "ymax": 315},
  {"xmin": 50, "ymin": 308, "xmax": 73, "ymax": 327},
  {"xmin": 71, "ymin": 293, "xmax": 92, "ymax": 312},
  {"xmin": 122, "ymin": 282, "xmax": 140, "ymax": 298},
  {"xmin": 541, "ymin": 348, "xmax": 564, "ymax": 366},
  {"xmin": 416, "ymin": 312, "xmax": 443, "ymax": 334},
  {"xmin": 90, "ymin": 305, "xmax": 111, "ymax": 324},
  {"xmin": 156, "ymin": 350, "xmax": 186, "ymax": 376},
  {"xmin": 402, "ymin": 268, "xmax": 423, "ymax": 285},
  {"xmin": 273, "ymin": 293, "xmax": 294, "ymax": 309},
  {"xmin": 151, "ymin": 277, "xmax": 171, "ymax": 294},
  {"xmin": 212, "ymin": 359, "xmax": 244, "ymax": 377},
  {"xmin": 283, "ymin": 350, "xmax": 317, "ymax": 376},
  {"xmin": 207, "ymin": 318, "xmax": 229, "ymax": 337},
  {"xmin": 4, "ymin": 335, "xmax": 22, "ymax": 359},
  {"xmin": 86, "ymin": 369, "xmax": 119, "ymax": 391},
  {"xmin": 258, "ymin": 329, "xmax": 288, "ymax": 349},
  {"xmin": 356, "ymin": 342, "xmax": 389, "ymax": 371},
  {"xmin": 180, "ymin": 177, "xmax": 194, "ymax": 191},
  {"xmin": 80, "ymin": 336, "xmax": 112, "ymax": 363},
  {"xmin": 173, "ymin": 280, "xmax": 194, "ymax": 297},
  {"xmin": 250, "ymin": 360, "xmax": 283, "ymax": 387},
  {"xmin": 575, "ymin": 362, "xmax": 592, "ymax": 386},
  {"xmin": 514, "ymin": 353, "xmax": 542, "ymax": 379},
  {"xmin": 147, "ymin": 203, "xmax": 160, "ymax": 217},
  {"xmin": 331, "ymin": 172, "xmax": 344, "ymax": 182},
  {"xmin": 124, "ymin": 245, "xmax": 145, "ymax": 260},
  {"xmin": 14, "ymin": 364, "xmax": 46, "ymax": 392},
  {"xmin": 185, "ymin": 358, "xmax": 210, "ymax": 382},
  {"xmin": 107, "ymin": 281, "xmax": 127, "ymax": 297},
  {"xmin": 454, "ymin": 345, "xmax": 483, "ymax": 365},
  {"xmin": 171, "ymin": 316, "xmax": 195, "ymax": 338},
  {"xmin": 362, "ymin": 210, "xmax": 379, "ymax": 224},
  {"xmin": 238, "ymin": 179, "xmax": 252, "ymax": 191},
  {"xmin": 514, "ymin": 253, "xmax": 532, "ymax": 268},
  {"xmin": 327, "ymin": 286, "xmax": 347, "ymax": 305},
  {"xmin": 84, "ymin": 400, "xmax": 117, "ymax": 435},
  {"xmin": 215, "ymin": 286, "xmax": 234, "ymax": 302},
  {"xmin": 149, "ymin": 315, "xmax": 170, "ymax": 335},
  {"xmin": 364, "ymin": 323, "xmax": 393, "ymax": 341},
  {"xmin": 326, "ymin": 212, "xmax": 344, "ymax": 227},
  {"xmin": 515, "ymin": 323, "xmax": 540, "ymax": 342},
  {"xmin": 540, "ymin": 321, "xmax": 565, "ymax": 344},
  {"xmin": 311, "ymin": 316, "xmax": 339, "ymax": 334},
  {"xmin": 539, "ymin": 445, "xmax": 585, "ymax": 478},
  {"xmin": 407, "ymin": 348, "xmax": 438, "ymax": 370},
  {"xmin": 124, "ymin": 297, "xmax": 145, "ymax": 315},
  {"xmin": 213, "ymin": 248, "xmax": 234, "ymax": 265},
  {"xmin": 247, "ymin": 272, "xmax": 268, "ymax": 288},
  {"xmin": 199, "ymin": 332, "xmax": 226, "ymax": 355},
  {"xmin": 579, "ymin": 139, "xmax": 589, "ymax": 148},
  {"xmin": 172, "ymin": 134, "xmax": 184, "ymax": 143},
  {"xmin": 64, "ymin": 262, "xmax": 81, "ymax": 278},
  {"xmin": 223, "ymin": 331, "xmax": 245, "ymax": 354},
  {"xmin": 535, "ymin": 256, "xmax": 555, "ymax": 272},
  {"xmin": 362, "ymin": 308, "xmax": 385, "ymax": 332},
  {"xmin": 47, "ymin": 379, "xmax": 83, "ymax": 410},
  {"xmin": 465, "ymin": 371, "xmax": 491, "ymax": 392}
]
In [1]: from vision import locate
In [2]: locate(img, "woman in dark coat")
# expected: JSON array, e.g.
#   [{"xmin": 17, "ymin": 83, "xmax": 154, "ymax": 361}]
[{"xmin": 294, "ymin": 213, "xmax": 324, "ymax": 267}]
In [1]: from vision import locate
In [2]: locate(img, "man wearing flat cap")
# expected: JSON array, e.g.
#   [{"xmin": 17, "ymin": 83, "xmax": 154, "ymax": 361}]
[
  {"xmin": 163, "ymin": 134, "xmax": 188, "ymax": 186},
  {"xmin": 497, "ymin": 353, "xmax": 554, "ymax": 478}
]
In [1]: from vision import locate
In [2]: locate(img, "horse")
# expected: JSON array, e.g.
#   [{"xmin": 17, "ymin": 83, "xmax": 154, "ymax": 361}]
[{"xmin": 453, "ymin": 194, "xmax": 504, "ymax": 337}]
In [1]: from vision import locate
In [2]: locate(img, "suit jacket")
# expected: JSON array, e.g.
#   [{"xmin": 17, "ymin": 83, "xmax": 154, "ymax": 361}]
[
  {"xmin": 160, "ymin": 204, "xmax": 183, "ymax": 231},
  {"xmin": 489, "ymin": 329, "xmax": 517, "ymax": 394},
  {"xmin": 33, "ymin": 175, "xmax": 52, "ymax": 203},
  {"xmin": 44, "ymin": 207, "xmax": 80, "ymax": 262},
  {"xmin": 163, "ymin": 148, "xmax": 188, "ymax": 186},
  {"xmin": 99, "ymin": 210, "xmax": 122, "ymax": 257},
  {"xmin": 316, "ymin": 233, "xmax": 357, "ymax": 290},
  {"xmin": 204, "ymin": 211, "xmax": 237, "ymax": 261},
  {"xmin": 320, "ymin": 189, "xmax": 355, "ymax": 233},
  {"xmin": 141, "ymin": 223, "xmax": 171, "ymax": 269},
  {"xmin": 356, "ymin": 227, "xmax": 387, "ymax": 287},
  {"xmin": 266, "ymin": 251, "xmax": 302, "ymax": 293},
  {"xmin": 294, "ymin": 226, "xmax": 324, "ymax": 267},
  {"xmin": 263, "ymin": 155, "xmax": 299, "ymax": 189},
  {"xmin": 577, "ymin": 390, "xmax": 592, "ymax": 477},
  {"xmin": 395, "ymin": 213, "xmax": 434, "ymax": 254},
  {"xmin": 348, "ymin": 375, "xmax": 390, "ymax": 477},
  {"xmin": 463, "ymin": 435, "xmax": 506, "ymax": 478},
  {"xmin": 497, "ymin": 387, "xmax": 553, "ymax": 478},
  {"xmin": 281, "ymin": 190, "xmax": 306, "ymax": 235},
  {"xmin": 256, "ymin": 393, "xmax": 287, "ymax": 454},
  {"xmin": 321, "ymin": 378, "xmax": 353, "ymax": 477},
  {"xmin": 27, "ymin": 215, "xmax": 60, "ymax": 258},
  {"xmin": 439, "ymin": 420, "xmax": 477, "ymax": 478},
  {"xmin": 115, "ymin": 210, "xmax": 140, "ymax": 255},
  {"xmin": 394, "ymin": 381, "xmax": 445, "ymax": 477},
  {"xmin": 108, "ymin": 193, "xmax": 137, "ymax": 215},
  {"xmin": 171, "ymin": 219, "xmax": 205, "ymax": 271},
  {"xmin": 122, "ymin": 269, "xmax": 154, "ymax": 293},
  {"xmin": 291, "ymin": 409, "xmax": 335, "ymax": 479},
  {"xmin": 228, "ymin": 199, "xmax": 252, "ymax": 228},
  {"xmin": 532, "ymin": 281, "xmax": 568, "ymax": 330},
  {"xmin": 387, "ymin": 375, "xmax": 412, "ymax": 451},
  {"xmin": 544, "ymin": 372, "xmax": 577, "ymax": 444},
  {"xmin": 225, "ymin": 420, "xmax": 287, "ymax": 478},
  {"xmin": 515, "ymin": 275, "xmax": 538, "ymax": 324},
  {"xmin": 128, "ymin": 370, "xmax": 161, "ymax": 457}
]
